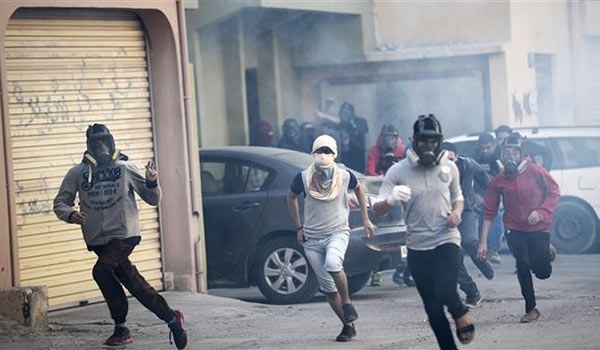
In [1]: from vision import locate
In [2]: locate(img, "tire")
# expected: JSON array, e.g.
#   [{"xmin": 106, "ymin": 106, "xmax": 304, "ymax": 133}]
[
  {"xmin": 256, "ymin": 236, "xmax": 319, "ymax": 304},
  {"xmin": 551, "ymin": 200, "xmax": 598, "ymax": 254},
  {"xmin": 347, "ymin": 272, "xmax": 371, "ymax": 295}
]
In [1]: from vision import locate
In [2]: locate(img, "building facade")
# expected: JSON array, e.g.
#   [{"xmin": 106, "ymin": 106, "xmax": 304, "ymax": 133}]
[
  {"xmin": 0, "ymin": 0, "xmax": 203, "ymax": 310},
  {"xmin": 186, "ymin": 1, "xmax": 599, "ymax": 152}
]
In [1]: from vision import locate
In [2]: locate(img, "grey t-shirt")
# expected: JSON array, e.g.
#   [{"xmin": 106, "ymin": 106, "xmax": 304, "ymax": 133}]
[
  {"xmin": 290, "ymin": 169, "xmax": 357, "ymax": 238},
  {"xmin": 377, "ymin": 157, "xmax": 464, "ymax": 250}
]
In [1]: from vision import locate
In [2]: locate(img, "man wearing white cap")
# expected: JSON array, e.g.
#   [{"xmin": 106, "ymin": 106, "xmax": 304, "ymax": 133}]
[{"xmin": 287, "ymin": 134, "xmax": 375, "ymax": 342}]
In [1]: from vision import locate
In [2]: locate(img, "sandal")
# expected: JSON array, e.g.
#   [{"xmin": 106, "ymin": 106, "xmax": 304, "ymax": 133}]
[{"xmin": 456, "ymin": 323, "xmax": 475, "ymax": 345}]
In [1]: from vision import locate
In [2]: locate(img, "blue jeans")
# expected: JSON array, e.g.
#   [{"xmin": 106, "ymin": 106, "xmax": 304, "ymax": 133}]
[{"xmin": 457, "ymin": 210, "xmax": 480, "ymax": 297}]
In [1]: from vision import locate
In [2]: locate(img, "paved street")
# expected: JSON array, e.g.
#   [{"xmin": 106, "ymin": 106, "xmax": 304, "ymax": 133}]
[{"xmin": 1, "ymin": 254, "xmax": 600, "ymax": 349}]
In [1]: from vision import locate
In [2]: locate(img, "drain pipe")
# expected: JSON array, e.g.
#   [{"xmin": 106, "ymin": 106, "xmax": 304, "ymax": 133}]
[{"xmin": 176, "ymin": 0, "xmax": 207, "ymax": 293}]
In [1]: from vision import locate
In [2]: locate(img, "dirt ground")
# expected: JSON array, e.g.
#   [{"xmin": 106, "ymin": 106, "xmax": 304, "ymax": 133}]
[{"xmin": 1, "ymin": 254, "xmax": 600, "ymax": 349}]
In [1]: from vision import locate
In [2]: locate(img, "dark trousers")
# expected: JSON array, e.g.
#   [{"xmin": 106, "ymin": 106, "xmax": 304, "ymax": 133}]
[
  {"xmin": 408, "ymin": 243, "xmax": 468, "ymax": 350},
  {"xmin": 505, "ymin": 230, "xmax": 552, "ymax": 313},
  {"xmin": 92, "ymin": 239, "xmax": 173, "ymax": 324}
]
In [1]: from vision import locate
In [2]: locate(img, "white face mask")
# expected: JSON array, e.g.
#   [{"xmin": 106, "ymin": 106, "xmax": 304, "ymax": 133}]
[{"xmin": 313, "ymin": 153, "xmax": 335, "ymax": 168}]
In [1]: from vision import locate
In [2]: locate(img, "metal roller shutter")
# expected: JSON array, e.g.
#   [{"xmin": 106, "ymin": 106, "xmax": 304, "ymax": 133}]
[{"xmin": 5, "ymin": 11, "xmax": 163, "ymax": 310}]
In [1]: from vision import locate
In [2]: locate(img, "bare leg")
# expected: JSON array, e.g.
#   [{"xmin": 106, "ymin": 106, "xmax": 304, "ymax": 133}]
[
  {"xmin": 330, "ymin": 270, "xmax": 351, "ymax": 304},
  {"xmin": 325, "ymin": 292, "xmax": 349, "ymax": 325}
]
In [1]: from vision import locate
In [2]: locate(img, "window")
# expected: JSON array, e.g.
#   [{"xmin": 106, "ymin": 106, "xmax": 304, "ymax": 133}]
[
  {"xmin": 554, "ymin": 137, "xmax": 600, "ymax": 169},
  {"xmin": 200, "ymin": 158, "xmax": 272, "ymax": 195}
]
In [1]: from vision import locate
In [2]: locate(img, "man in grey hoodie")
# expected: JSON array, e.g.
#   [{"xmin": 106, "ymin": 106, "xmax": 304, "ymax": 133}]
[{"xmin": 53, "ymin": 124, "xmax": 187, "ymax": 349}]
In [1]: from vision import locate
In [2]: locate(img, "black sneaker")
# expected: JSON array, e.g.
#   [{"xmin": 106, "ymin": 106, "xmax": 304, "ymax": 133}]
[
  {"xmin": 465, "ymin": 294, "xmax": 482, "ymax": 308},
  {"xmin": 104, "ymin": 325, "xmax": 133, "ymax": 346},
  {"xmin": 342, "ymin": 303, "xmax": 358, "ymax": 323},
  {"xmin": 336, "ymin": 323, "xmax": 356, "ymax": 342},
  {"xmin": 168, "ymin": 310, "xmax": 188, "ymax": 349}
]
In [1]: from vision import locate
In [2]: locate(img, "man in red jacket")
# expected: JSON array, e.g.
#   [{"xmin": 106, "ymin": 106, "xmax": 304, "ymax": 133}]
[
  {"xmin": 478, "ymin": 132, "xmax": 560, "ymax": 323},
  {"xmin": 366, "ymin": 124, "xmax": 406, "ymax": 176}
]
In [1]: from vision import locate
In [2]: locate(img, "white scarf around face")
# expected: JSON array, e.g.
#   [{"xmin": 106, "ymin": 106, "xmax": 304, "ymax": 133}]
[{"xmin": 304, "ymin": 162, "xmax": 344, "ymax": 201}]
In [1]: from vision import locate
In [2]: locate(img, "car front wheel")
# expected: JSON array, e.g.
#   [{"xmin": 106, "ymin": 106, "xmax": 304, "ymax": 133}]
[
  {"xmin": 256, "ymin": 236, "xmax": 319, "ymax": 304},
  {"xmin": 551, "ymin": 200, "xmax": 598, "ymax": 254}
]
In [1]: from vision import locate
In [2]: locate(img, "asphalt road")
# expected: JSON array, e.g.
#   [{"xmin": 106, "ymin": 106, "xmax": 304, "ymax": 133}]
[{"xmin": 2, "ymin": 253, "xmax": 600, "ymax": 349}]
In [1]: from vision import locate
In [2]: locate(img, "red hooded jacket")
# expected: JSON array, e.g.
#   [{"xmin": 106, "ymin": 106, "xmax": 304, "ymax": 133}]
[
  {"xmin": 366, "ymin": 135, "xmax": 406, "ymax": 175},
  {"xmin": 483, "ymin": 162, "xmax": 560, "ymax": 232}
]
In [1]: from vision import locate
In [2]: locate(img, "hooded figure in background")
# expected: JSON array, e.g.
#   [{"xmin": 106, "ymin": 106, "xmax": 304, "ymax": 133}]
[
  {"xmin": 300, "ymin": 122, "xmax": 320, "ymax": 154},
  {"xmin": 277, "ymin": 118, "xmax": 303, "ymax": 152},
  {"xmin": 366, "ymin": 124, "xmax": 406, "ymax": 176},
  {"xmin": 250, "ymin": 120, "xmax": 275, "ymax": 147}
]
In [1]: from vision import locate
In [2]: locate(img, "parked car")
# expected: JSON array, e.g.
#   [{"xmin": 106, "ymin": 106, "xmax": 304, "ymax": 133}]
[
  {"xmin": 199, "ymin": 146, "xmax": 406, "ymax": 304},
  {"xmin": 447, "ymin": 126, "xmax": 600, "ymax": 254}
]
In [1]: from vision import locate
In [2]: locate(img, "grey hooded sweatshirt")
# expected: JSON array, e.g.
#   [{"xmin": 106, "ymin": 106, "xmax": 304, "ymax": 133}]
[{"xmin": 53, "ymin": 158, "xmax": 161, "ymax": 248}]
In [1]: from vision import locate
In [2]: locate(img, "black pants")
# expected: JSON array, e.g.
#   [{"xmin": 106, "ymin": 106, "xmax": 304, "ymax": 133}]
[
  {"xmin": 92, "ymin": 238, "xmax": 173, "ymax": 324},
  {"xmin": 505, "ymin": 230, "xmax": 552, "ymax": 313},
  {"xmin": 408, "ymin": 243, "xmax": 468, "ymax": 350}
]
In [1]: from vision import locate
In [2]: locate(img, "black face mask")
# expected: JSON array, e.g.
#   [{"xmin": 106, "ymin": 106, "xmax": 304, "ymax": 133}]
[
  {"xmin": 415, "ymin": 141, "xmax": 439, "ymax": 167},
  {"xmin": 90, "ymin": 140, "xmax": 112, "ymax": 165},
  {"xmin": 504, "ymin": 160, "xmax": 519, "ymax": 175}
]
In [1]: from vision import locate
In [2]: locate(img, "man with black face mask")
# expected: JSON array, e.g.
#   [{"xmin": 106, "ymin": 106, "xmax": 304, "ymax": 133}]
[
  {"xmin": 374, "ymin": 114, "xmax": 475, "ymax": 349},
  {"xmin": 478, "ymin": 132, "xmax": 560, "ymax": 324},
  {"xmin": 54, "ymin": 124, "xmax": 188, "ymax": 349},
  {"xmin": 366, "ymin": 124, "xmax": 406, "ymax": 176}
]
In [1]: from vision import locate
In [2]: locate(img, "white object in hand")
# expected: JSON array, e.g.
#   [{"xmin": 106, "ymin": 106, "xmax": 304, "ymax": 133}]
[{"xmin": 387, "ymin": 185, "xmax": 411, "ymax": 205}]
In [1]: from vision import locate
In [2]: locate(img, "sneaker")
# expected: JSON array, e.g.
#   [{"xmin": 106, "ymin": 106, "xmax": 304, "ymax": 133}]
[
  {"xmin": 465, "ymin": 294, "xmax": 482, "ymax": 308},
  {"xmin": 104, "ymin": 326, "xmax": 133, "ymax": 346},
  {"xmin": 370, "ymin": 271, "xmax": 382, "ymax": 286},
  {"xmin": 487, "ymin": 251, "xmax": 502, "ymax": 265},
  {"xmin": 549, "ymin": 244, "xmax": 557, "ymax": 262},
  {"xmin": 403, "ymin": 273, "xmax": 416, "ymax": 287},
  {"xmin": 342, "ymin": 303, "xmax": 358, "ymax": 323},
  {"xmin": 168, "ymin": 310, "xmax": 188, "ymax": 349},
  {"xmin": 336, "ymin": 323, "xmax": 356, "ymax": 342},
  {"xmin": 520, "ymin": 308, "xmax": 541, "ymax": 323},
  {"xmin": 392, "ymin": 270, "xmax": 404, "ymax": 286}
]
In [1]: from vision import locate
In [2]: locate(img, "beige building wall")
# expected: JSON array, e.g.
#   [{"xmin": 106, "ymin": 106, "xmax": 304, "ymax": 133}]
[
  {"xmin": 503, "ymin": 1, "xmax": 574, "ymax": 128},
  {"xmin": 373, "ymin": 1, "xmax": 510, "ymax": 47}
]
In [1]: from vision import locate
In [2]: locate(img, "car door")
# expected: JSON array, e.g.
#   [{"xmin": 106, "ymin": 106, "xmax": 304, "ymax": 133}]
[{"xmin": 200, "ymin": 156, "xmax": 271, "ymax": 283}]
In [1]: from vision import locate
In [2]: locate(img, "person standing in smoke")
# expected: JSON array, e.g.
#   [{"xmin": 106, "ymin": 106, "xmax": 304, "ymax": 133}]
[
  {"xmin": 365, "ymin": 124, "xmax": 406, "ymax": 286},
  {"xmin": 53, "ymin": 124, "xmax": 187, "ymax": 349},
  {"xmin": 277, "ymin": 118, "xmax": 304, "ymax": 152},
  {"xmin": 316, "ymin": 101, "xmax": 368, "ymax": 171},
  {"xmin": 250, "ymin": 120, "xmax": 275, "ymax": 147},
  {"xmin": 441, "ymin": 141, "xmax": 495, "ymax": 308},
  {"xmin": 300, "ymin": 122, "xmax": 320, "ymax": 154},
  {"xmin": 478, "ymin": 132, "xmax": 559, "ymax": 323},
  {"xmin": 287, "ymin": 135, "xmax": 375, "ymax": 342},
  {"xmin": 373, "ymin": 114, "xmax": 475, "ymax": 349}
]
